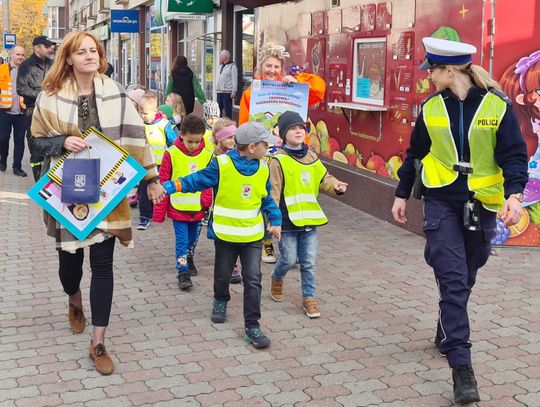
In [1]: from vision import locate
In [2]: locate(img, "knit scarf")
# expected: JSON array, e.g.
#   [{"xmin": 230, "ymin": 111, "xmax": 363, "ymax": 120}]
[{"xmin": 31, "ymin": 74, "xmax": 158, "ymax": 251}]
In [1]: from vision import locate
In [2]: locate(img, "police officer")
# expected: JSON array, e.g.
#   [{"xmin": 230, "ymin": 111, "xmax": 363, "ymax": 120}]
[
  {"xmin": 16, "ymin": 35, "xmax": 55, "ymax": 181},
  {"xmin": 391, "ymin": 37, "xmax": 528, "ymax": 405}
]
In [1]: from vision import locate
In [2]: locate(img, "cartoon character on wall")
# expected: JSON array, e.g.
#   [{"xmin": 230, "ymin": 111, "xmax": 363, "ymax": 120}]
[{"xmin": 496, "ymin": 50, "xmax": 540, "ymax": 246}]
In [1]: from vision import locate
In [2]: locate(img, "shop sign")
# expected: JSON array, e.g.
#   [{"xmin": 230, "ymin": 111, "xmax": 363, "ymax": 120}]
[
  {"xmin": 89, "ymin": 25, "xmax": 110, "ymax": 41},
  {"xmin": 110, "ymin": 10, "xmax": 140, "ymax": 33},
  {"xmin": 166, "ymin": 13, "xmax": 206, "ymax": 21}
]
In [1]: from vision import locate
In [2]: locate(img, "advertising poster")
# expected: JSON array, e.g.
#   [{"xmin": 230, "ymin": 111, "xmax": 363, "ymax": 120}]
[
  {"xmin": 249, "ymin": 80, "xmax": 309, "ymax": 130},
  {"xmin": 27, "ymin": 129, "xmax": 146, "ymax": 240}
]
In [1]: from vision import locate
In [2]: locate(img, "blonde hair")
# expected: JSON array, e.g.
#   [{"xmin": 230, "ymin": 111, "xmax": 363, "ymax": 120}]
[
  {"xmin": 450, "ymin": 63, "xmax": 502, "ymax": 91},
  {"xmin": 212, "ymin": 118, "xmax": 236, "ymax": 143},
  {"xmin": 167, "ymin": 93, "xmax": 186, "ymax": 118},
  {"xmin": 255, "ymin": 44, "xmax": 289, "ymax": 79},
  {"xmin": 138, "ymin": 92, "xmax": 158, "ymax": 112},
  {"xmin": 42, "ymin": 32, "xmax": 107, "ymax": 95}
]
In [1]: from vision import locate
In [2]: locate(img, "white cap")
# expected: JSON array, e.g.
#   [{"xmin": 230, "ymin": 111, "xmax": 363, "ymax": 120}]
[{"xmin": 419, "ymin": 37, "xmax": 477, "ymax": 70}]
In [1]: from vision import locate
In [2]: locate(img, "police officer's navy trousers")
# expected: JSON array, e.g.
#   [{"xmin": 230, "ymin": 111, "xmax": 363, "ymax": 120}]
[{"xmin": 423, "ymin": 197, "xmax": 496, "ymax": 367}]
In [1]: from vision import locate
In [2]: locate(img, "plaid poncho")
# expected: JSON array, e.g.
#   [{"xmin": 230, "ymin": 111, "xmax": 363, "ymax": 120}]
[{"xmin": 31, "ymin": 74, "xmax": 158, "ymax": 252}]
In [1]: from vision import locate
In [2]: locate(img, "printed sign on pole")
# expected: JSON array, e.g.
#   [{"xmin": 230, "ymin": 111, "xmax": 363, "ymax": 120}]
[{"xmin": 4, "ymin": 33, "xmax": 16, "ymax": 49}]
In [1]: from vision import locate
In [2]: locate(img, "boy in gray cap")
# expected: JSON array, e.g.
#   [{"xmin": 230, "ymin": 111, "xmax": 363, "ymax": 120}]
[{"xmin": 162, "ymin": 121, "xmax": 282, "ymax": 349}]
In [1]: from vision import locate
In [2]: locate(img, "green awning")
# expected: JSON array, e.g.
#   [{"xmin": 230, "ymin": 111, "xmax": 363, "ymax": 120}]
[{"xmin": 167, "ymin": 0, "xmax": 214, "ymax": 13}]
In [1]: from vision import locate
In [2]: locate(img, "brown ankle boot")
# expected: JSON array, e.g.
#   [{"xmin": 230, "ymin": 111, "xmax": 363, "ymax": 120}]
[
  {"xmin": 88, "ymin": 341, "xmax": 114, "ymax": 375},
  {"xmin": 68, "ymin": 303, "xmax": 86, "ymax": 333},
  {"xmin": 270, "ymin": 277, "xmax": 284, "ymax": 302}
]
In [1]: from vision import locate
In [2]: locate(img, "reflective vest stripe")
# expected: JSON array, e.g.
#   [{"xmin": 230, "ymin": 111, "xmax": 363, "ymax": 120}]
[
  {"xmin": 0, "ymin": 64, "xmax": 25, "ymax": 110},
  {"xmin": 288, "ymin": 210, "xmax": 326, "ymax": 222},
  {"xmin": 170, "ymin": 195, "xmax": 202, "ymax": 206},
  {"xmin": 213, "ymin": 205, "xmax": 260, "ymax": 219},
  {"xmin": 145, "ymin": 119, "xmax": 168, "ymax": 165},
  {"xmin": 284, "ymin": 193, "xmax": 318, "ymax": 206},
  {"xmin": 212, "ymin": 222, "xmax": 265, "ymax": 237}
]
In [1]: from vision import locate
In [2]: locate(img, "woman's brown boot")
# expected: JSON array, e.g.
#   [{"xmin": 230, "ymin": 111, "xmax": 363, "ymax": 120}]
[
  {"xmin": 68, "ymin": 303, "xmax": 86, "ymax": 333},
  {"xmin": 88, "ymin": 341, "xmax": 114, "ymax": 375}
]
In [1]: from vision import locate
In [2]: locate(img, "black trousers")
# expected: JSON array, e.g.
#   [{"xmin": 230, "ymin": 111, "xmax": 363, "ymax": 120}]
[
  {"xmin": 217, "ymin": 93, "xmax": 233, "ymax": 119},
  {"xmin": 25, "ymin": 107, "xmax": 44, "ymax": 181},
  {"xmin": 58, "ymin": 237, "xmax": 116, "ymax": 327},
  {"xmin": 214, "ymin": 239, "xmax": 263, "ymax": 329},
  {"xmin": 0, "ymin": 111, "xmax": 26, "ymax": 170}
]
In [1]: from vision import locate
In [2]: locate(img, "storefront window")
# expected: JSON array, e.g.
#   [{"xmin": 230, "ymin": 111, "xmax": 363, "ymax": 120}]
[{"xmin": 352, "ymin": 38, "xmax": 386, "ymax": 106}]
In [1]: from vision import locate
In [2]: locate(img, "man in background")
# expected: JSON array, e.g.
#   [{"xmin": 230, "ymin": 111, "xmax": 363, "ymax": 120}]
[
  {"xmin": 216, "ymin": 50, "xmax": 238, "ymax": 119},
  {"xmin": 17, "ymin": 35, "xmax": 55, "ymax": 181},
  {"xmin": 0, "ymin": 45, "xmax": 27, "ymax": 177}
]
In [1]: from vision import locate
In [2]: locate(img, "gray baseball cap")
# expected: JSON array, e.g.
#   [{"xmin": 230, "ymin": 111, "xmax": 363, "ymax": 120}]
[{"xmin": 235, "ymin": 121, "xmax": 278, "ymax": 145}]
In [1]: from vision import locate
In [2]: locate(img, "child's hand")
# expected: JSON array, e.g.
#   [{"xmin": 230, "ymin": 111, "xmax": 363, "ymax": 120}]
[
  {"xmin": 334, "ymin": 181, "xmax": 348, "ymax": 193},
  {"xmin": 162, "ymin": 179, "xmax": 180, "ymax": 195},
  {"xmin": 267, "ymin": 225, "xmax": 281, "ymax": 241}
]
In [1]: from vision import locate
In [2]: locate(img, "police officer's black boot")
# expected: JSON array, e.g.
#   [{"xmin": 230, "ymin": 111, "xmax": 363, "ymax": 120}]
[
  {"xmin": 187, "ymin": 255, "xmax": 198, "ymax": 276},
  {"xmin": 434, "ymin": 320, "xmax": 443, "ymax": 347},
  {"xmin": 452, "ymin": 365, "xmax": 480, "ymax": 405},
  {"xmin": 31, "ymin": 164, "xmax": 42, "ymax": 182}
]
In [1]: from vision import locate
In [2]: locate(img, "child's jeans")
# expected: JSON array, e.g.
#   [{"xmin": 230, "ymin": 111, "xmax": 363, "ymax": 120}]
[
  {"xmin": 173, "ymin": 220, "xmax": 202, "ymax": 274},
  {"xmin": 272, "ymin": 228, "xmax": 318, "ymax": 298},
  {"xmin": 137, "ymin": 182, "xmax": 153, "ymax": 220},
  {"xmin": 214, "ymin": 239, "xmax": 263, "ymax": 329}
]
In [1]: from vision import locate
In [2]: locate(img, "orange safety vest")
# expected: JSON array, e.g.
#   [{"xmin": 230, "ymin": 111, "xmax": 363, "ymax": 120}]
[{"xmin": 0, "ymin": 63, "xmax": 26, "ymax": 110}]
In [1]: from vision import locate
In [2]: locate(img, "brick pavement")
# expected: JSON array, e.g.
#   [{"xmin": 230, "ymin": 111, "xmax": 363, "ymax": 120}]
[{"xmin": 1, "ymin": 163, "xmax": 539, "ymax": 406}]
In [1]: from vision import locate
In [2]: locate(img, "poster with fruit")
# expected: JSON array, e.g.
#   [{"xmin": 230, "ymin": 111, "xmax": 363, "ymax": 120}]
[{"xmin": 249, "ymin": 80, "xmax": 309, "ymax": 131}]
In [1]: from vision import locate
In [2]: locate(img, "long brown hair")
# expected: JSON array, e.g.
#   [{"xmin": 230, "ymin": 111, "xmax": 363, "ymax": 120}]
[
  {"xmin": 42, "ymin": 31, "xmax": 107, "ymax": 95},
  {"xmin": 167, "ymin": 92, "xmax": 186, "ymax": 118},
  {"xmin": 170, "ymin": 55, "xmax": 188, "ymax": 75}
]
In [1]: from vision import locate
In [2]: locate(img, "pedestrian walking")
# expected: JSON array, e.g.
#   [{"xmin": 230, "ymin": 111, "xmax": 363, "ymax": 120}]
[
  {"xmin": 166, "ymin": 55, "xmax": 206, "ymax": 115},
  {"xmin": 391, "ymin": 37, "xmax": 528, "ymax": 404},
  {"xmin": 161, "ymin": 121, "xmax": 282, "ymax": 348},
  {"xmin": 17, "ymin": 35, "xmax": 55, "ymax": 181},
  {"xmin": 216, "ymin": 50, "xmax": 238, "ymax": 118},
  {"xmin": 0, "ymin": 45, "xmax": 28, "ymax": 177},
  {"xmin": 153, "ymin": 114, "xmax": 213, "ymax": 290},
  {"xmin": 269, "ymin": 111, "xmax": 347, "ymax": 318},
  {"xmin": 30, "ymin": 31, "xmax": 165, "ymax": 375},
  {"xmin": 203, "ymin": 100, "xmax": 220, "ymax": 151}
]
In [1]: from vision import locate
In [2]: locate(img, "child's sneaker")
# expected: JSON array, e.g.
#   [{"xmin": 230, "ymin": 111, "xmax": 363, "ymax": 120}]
[
  {"xmin": 261, "ymin": 239, "xmax": 276, "ymax": 263},
  {"xmin": 270, "ymin": 276, "xmax": 284, "ymax": 302},
  {"xmin": 129, "ymin": 194, "xmax": 138, "ymax": 207},
  {"xmin": 244, "ymin": 327, "xmax": 271, "ymax": 349},
  {"xmin": 177, "ymin": 272, "xmax": 193, "ymax": 290},
  {"xmin": 211, "ymin": 299, "xmax": 227, "ymax": 323},
  {"xmin": 187, "ymin": 255, "xmax": 198, "ymax": 276},
  {"xmin": 230, "ymin": 264, "xmax": 242, "ymax": 284},
  {"xmin": 302, "ymin": 297, "xmax": 321, "ymax": 318},
  {"xmin": 137, "ymin": 218, "xmax": 150, "ymax": 230}
]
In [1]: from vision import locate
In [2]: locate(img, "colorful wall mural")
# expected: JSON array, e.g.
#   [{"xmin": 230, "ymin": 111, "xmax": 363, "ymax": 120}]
[{"xmin": 255, "ymin": 0, "xmax": 540, "ymax": 246}]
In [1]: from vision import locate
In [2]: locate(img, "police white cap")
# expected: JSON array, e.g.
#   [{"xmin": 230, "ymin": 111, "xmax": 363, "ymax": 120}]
[{"xmin": 419, "ymin": 37, "xmax": 477, "ymax": 70}]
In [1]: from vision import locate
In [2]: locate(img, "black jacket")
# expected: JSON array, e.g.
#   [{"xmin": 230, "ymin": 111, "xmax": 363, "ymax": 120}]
[
  {"xmin": 396, "ymin": 87, "xmax": 528, "ymax": 201},
  {"xmin": 171, "ymin": 66, "xmax": 195, "ymax": 114},
  {"xmin": 16, "ymin": 53, "xmax": 53, "ymax": 108}
]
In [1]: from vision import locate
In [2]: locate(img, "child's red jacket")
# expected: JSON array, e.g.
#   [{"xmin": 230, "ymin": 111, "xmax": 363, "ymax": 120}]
[{"xmin": 153, "ymin": 138, "xmax": 213, "ymax": 222}]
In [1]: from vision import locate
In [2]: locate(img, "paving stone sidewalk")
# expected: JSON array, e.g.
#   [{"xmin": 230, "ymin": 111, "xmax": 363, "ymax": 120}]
[{"xmin": 1, "ymin": 164, "xmax": 539, "ymax": 407}]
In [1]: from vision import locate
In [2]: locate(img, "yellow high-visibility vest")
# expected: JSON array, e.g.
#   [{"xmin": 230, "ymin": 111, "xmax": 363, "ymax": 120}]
[
  {"xmin": 169, "ymin": 145, "xmax": 213, "ymax": 211},
  {"xmin": 212, "ymin": 154, "xmax": 269, "ymax": 243},
  {"xmin": 144, "ymin": 118, "xmax": 168, "ymax": 165},
  {"xmin": 421, "ymin": 92, "xmax": 506, "ymax": 211},
  {"xmin": 274, "ymin": 154, "xmax": 328, "ymax": 227}
]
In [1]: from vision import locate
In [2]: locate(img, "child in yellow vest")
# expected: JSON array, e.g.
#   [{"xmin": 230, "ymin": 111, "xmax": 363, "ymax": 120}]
[
  {"xmin": 269, "ymin": 111, "xmax": 348, "ymax": 318},
  {"xmin": 153, "ymin": 114, "xmax": 213, "ymax": 290},
  {"xmin": 212, "ymin": 118, "xmax": 242, "ymax": 284},
  {"xmin": 202, "ymin": 100, "xmax": 220, "ymax": 150},
  {"xmin": 136, "ymin": 92, "xmax": 176, "ymax": 230},
  {"xmin": 162, "ymin": 121, "xmax": 282, "ymax": 348}
]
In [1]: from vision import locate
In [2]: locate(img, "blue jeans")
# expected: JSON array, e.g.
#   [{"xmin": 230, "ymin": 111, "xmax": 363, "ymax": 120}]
[
  {"xmin": 173, "ymin": 220, "xmax": 202, "ymax": 273},
  {"xmin": 217, "ymin": 92, "xmax": 233, "ymax": 118},
  {"xmin": 0, "ymin": 111, "xmax": 26, "ymax": 170},
  {"xmin": 272, "ymin": 228, "xmax": 318, "ymax": 298}
]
